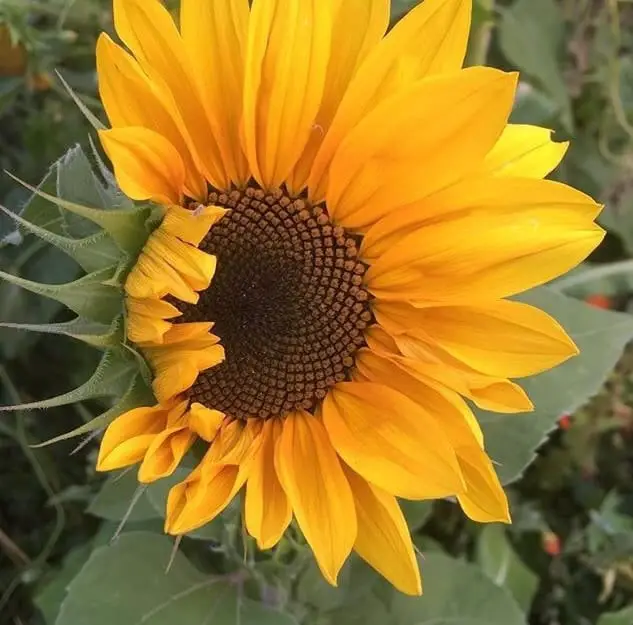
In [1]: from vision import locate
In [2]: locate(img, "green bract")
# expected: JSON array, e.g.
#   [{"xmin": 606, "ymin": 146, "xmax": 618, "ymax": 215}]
[{"xmin": 0, "ymin": 144, "xmax": 156, "ymax": 445}]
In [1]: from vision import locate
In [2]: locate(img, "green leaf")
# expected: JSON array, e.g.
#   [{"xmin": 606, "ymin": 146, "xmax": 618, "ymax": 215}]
[
  {"xmin": 0, "ymin": 348, "xmax": 136, "ymax": 412},
  {"xmin": 0, "ymin": 265, "xmax": 122, "ymax": 324},
  {"xmin": 88, "ymin": 472, "xmax": 160, "ymax": 523},
  {"xmin": 0, "ymin": 202, "xmax": 119, "ymax": 272},
  {"xmin": 510, "ymin": 84, "xmax": 560, "ymax": 126},
  {"xmin": 297, "ymin": 561, "xmax": 351, "ymax": 612},
  {"xmin": 56, "ymin": 532, "xmax": 298, "ymax": 625},
  {"xmin": 598, "ymin": 605, "xmax": 633, "ymax": 625},
  {"xmin": 400, "ymin": 501, "xmax": 433, "ymax": 532},
  {"xmin": 34, "ymin": 543, "xmax": 94, "ymax": 624},
  {"xmin": 479, "ymin": 287, "xmax": 633, "ymax": 485},
  {"xmin": 390, "ymin": 0, "xmax": 419, "ymax": 21},
  {"xmin": 475, "ymin": 526, "xmax": 539, "ymax": 612},
  {"xmin": 498, "ymin": 0, "xmax": 572, "ymax": 130},
  {"xmin": 327, "ymin": 594, "xmax": 392, "ymax": 625},
  {"xmin": 551, "ymin": 261, "xmax": 633, "ymax": 300},
  {"xmin": 0, "ymin": 316, "xmax": 122, "ymax": 348},
  {"xmin": 390, "ymin": 552, "xmax": 526, "ymax": 625}
]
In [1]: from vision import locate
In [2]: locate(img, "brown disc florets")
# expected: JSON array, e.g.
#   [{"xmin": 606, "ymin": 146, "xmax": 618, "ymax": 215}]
[{"xmin": 179, "ymin": 185, "xmax": 373, "ymax": 420}]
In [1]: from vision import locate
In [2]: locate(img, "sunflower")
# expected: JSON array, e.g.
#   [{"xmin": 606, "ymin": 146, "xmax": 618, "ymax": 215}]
[{"xmin": 94, "ymin": 0, "xmax": 603, "ymax": 595}]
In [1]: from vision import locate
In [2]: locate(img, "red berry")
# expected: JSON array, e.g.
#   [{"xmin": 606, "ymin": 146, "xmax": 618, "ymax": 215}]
[
  {"xmin": 585, "ymin": 294, "xmax": 612, "ymax": 309},
  {"xmin": 542, "ymin": 531, "xmax": 561, "ymax": 556},
  {"xmin": 559, "ymin": 414, "xmax": 572, "ymax": 430}
]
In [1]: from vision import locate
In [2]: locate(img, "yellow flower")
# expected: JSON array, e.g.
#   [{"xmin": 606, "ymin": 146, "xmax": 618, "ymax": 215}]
[{"xmin": 95, "ymin": 0, "xmax": 603, "ymax": 595}]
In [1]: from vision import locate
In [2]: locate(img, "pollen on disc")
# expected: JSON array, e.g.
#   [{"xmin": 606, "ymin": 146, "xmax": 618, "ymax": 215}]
[{"xmin": 178, "ymin": 185, "xmax": 373, "ymax": 420}]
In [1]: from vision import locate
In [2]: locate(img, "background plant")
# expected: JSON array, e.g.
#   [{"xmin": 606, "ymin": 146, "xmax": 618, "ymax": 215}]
[{"xmin": 2, "ymin": 1, "xmax": 633, "ymax": 624}]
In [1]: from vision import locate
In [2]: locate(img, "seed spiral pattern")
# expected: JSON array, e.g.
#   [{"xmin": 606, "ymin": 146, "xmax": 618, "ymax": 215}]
[{"xmin": 178, "ymin": 185, "xmax": 373, "ymax": 420}]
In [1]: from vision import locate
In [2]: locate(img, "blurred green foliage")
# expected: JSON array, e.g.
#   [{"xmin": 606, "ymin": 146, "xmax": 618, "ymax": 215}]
[{"xmin": 2, "ymin": 1, "xmax": 633, "ymax": 624}]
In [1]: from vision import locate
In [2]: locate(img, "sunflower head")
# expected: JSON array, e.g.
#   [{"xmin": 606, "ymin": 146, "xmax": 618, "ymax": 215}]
[{"xmin": 2, "ymin": 0, "xmax": 604, "ymax": 596}]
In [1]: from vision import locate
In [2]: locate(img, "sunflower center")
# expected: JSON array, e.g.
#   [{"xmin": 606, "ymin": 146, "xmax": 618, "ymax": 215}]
[{"xmin": 179, "ymin": 185, "xmax": 372, "ymax": 420}]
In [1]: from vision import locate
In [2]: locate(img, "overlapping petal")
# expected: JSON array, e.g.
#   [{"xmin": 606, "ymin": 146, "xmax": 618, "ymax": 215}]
[
  {"xmin": 323, "ymin": 382, "xmax": 465, "ymax": 499},
  {"xmin": 243, "ymin": 0, "xmax": 335, "ymax": 188},
  {"xmin": 96, "ymin": 33, "xmax": 206, "ymax": 200},
  {"xmin": 275, "ymin": 411, "xmax": 356, "ymax": 585},
  {"xmin": 180, "ymin": 0, "xmax": 250, "ymax": 184},
  {"xmin": 367, "ymin": 204, "xmax": 604, "ymax": 303},
  {"xmin": 308, "ymin": 0, "xmax": 472, "ymax": 201},
  {"xmin": 362, "ymin": 177, "xmax": 600, "ymax": 261},
  {"xmin": 99, "ymin": 127, "xmax": 185, "ymax": 205},
  {"xmin": 325, "ymin": 68, "xmax": 517, "ymax": 230},
  {"xmin": 374, "ymin": 299, "xmax": 578, "ymax": 378},
  {"xmin": 245, "ymin": 419, "xmax": 292, "ymax": 549},
  {"xmin": 344, "ymin": 466, "xmax": 422, "ymax": 596},
  {"xmin": 287, "ymin": 0, "xmax": 390, "ymax": 193},
  {"xmin": 97, "ymin": 398, "xmax": 188, "ymax": 473},
  {"xmin": 113, "ymin": 0, "xmax": 228, "ymax": 188}
]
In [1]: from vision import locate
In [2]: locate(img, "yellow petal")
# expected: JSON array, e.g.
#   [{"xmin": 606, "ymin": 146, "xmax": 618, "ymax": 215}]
[
  {"xmin": 113, "ymin": 0, "xmax": 228, "ymax": 188},
  {"xmin": 150, "ymin": 342, "xmax": 225, "ymax": 403},
  {"xmin": 99, "ymin": 127, "xmax": 185, "ymax": 205},
  {"xmin": 355, "ymin": 348, "xmax": 483, "ymax": 449},
  {"xmin": 96, "ymin": 33, "xmax": 206, "ymax": 200},
  {"xmin": 245, "ymin": 420, "xmax": 292, "ymax": 549},
  {"xmin": 456, "ymin": 446, "xmax": 511, "ymax": 523},
  {"xmin": 152, "ymin": 360, "xmax": 200, "ymax": 403},
  {"xmin": 180, "ymin": 0, "xmax": 250, "ymax": 185},
  {"xmin": 384, "ymin": 327, "xmax": 535, "ymax": 414},
  {"xmin": 481, "ymin": 124, "xmax": 568, "ymax": 179},
  {"xmin": 243, "ymin": 0, "xmax": 334, "ymax": 188},
  {"xmin": 167, "ymin": 463, "xmax": 239, "ymax": 535},
  {"xmin": 126, "ymin": 312, "xmax": 172, "ymax": 345},
  {"xmin": 126, "ymin": 297, "xmax": 181, "ymax": 320},
  {"xmin": 161, "ymin": 205, "xmax": 228, "ymax": 246},
  {"xmin": 323, "ymin": 383, "xmax": 464, "ymax": 499},
  {"xmin": 188, "ymin": 403, "xmax": 225, "ymax": 442},
  {"xmin": 367, "ymin": 205, "xmax": 604, "ymax": 303},
  {"xmin": 125, "ymin": 297, "xmax": 181, "ymax": 345},
  {"xmin": 466, "ymin": 377, "xmax": 534, "ymax": 414},
  {"xmin": 209, "ymin": 419, "xmax": 263, "ymax": 467},
  {"xmin": 138, "ymin": 427, "xmax": 195, "ymax": 484},
  {"xmin": 166, "ymin": 423, "xmax": 261, "ymax": 535},
  {"xmin": 287, "ymin": 0, "xmax": 389, "ymax": 193},
  {"xmin": 362, "ymin": 177, "xmax": 601, "ymax": 261},
  {"xmin": 375, "ymin": 299, "xmax": 578, "ymax": 379},
  {"xmin": 274, "ymin": 411, "xmax": 356, "ymax": 585},
  {"xmin": 130, "ymin": 250, "xmax": 198, "ymax": 304},
  {"xmin": 325, "ymin": 68, "xmax": 517, "ymax": 230},
  {"xmin": 364, "ymin": 324, "xmax": 533, "ymax": 416},
  {"xmin": 147, "ymin": 230, "xmax": 217, "ymax": 291},
  {"xmin": 344, "ymin": 466, "xmax": 421, "ymax": 596},
  {"xmin": 159, "ymin": 322, "xmax": 217, "ymax": 344},
  {"xmin": 308, "ymin": 0, "xmax": 472, "ymax": 201},
  {"xmin": 97, "ymin": 401, "xmax": 185, "ymax": 471},
  {"xmin": 432, "ymin": 301, "xmax": 578, "ymax": 378}
]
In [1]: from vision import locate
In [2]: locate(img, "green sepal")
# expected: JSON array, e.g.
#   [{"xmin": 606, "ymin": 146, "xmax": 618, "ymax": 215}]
[
  {"xmin": 31, "ymin": 373, "xmax": 154, "ymax": 448},
  {"xmin": 0, "ymin": 348, "xmax": 137, "ymax": 412},
  {"xmin": 0, "ymin": 265, "xmax": 122, "ymax": 324},
  {"xmin": 0, "ymin": 315, "xmax": 123, "ymax": 349},
  {"xmin": 55, "ymin": 70, "xmax": 106, "ymax": 132},
  {"xmin": 7, "ymin": 173, "xmax": 155, "ymax": 256},
  {"xmin": 0, "ymin": 203, "xmax": 121, "ymax": 273}
]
